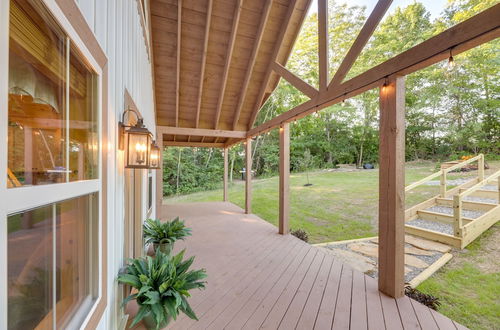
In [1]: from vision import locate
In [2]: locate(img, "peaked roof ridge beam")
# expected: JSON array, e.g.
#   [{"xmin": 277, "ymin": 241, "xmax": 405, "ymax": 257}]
[
  {"xmin": 232, "ymin": 0, "xmax": 273, "ymax": 130},
  {"xmin": 247, "ymin": 4, "xmax": 500, "ymax": 138},
  {"xmin": 214, "ymin": 0, "xmax": 243, "ymax": 130},
  {"xmin": 318, "ymin": 0, "xmax": 328, "ymax": 91},
  {"xmin": 328, "ymin": 0, "xmax": 392, "ymax": 92},
  {"xmin": 247, "ymin": 0, "xmax": 299, "ymax": 130},
  {"xmin": 272, "ymin": 62, "xmax": 318, "ymax": 98},
  {"xmin": 175, "ymin": 0, "xmax": 182, "ymax": 128},
  {"xmin": 164, "ymin": 141, "xmax": 226, "ymax": 148},
  {"xmin": 195, "ymin": 0, "xmax": 214, "ymax": 129}
]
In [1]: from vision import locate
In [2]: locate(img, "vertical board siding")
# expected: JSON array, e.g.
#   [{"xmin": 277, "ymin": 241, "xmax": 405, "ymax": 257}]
[{"xmin": 74, "ymin": 0, "xmax": 155, "ymax": 328}]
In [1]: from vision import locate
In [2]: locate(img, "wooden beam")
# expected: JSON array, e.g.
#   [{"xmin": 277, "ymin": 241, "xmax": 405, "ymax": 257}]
[
  {"xmin": 247, "ymin": 0, "xmax": 298, "ymax": 129},
  {"xmin": 163, "ymin": 141, "xmax": 224, "ymax": 148},
  {"xmin": 175, "ymin": 0, "xmax": 182, "ymax": 127},
  {"xmin": 232, "ymin": 0, "xmax": 273, "ymax": 130},
  {"xmin": 223, "ymin": 147, "xmax": 229, "ymax": 202},
  {"xmin": 247, "ymin": 5, "xmax": 500, "ymax": 138},
  {"xmin": 318, "ymin": 0, "xmax": 328, "ymax": 91},
  {"xmin": 157, "ymin": 126, "xmax": 246, "ymax": 138},
  {"xmin": 195, "ymin": 0, "xmax": 213, "ymax": 128},
  {"xmin": 329, "ymin": 0, "xmax": 392, "ymax": 91},
  {"xmin": 378, "ymin": 76, "xmax": 405, "ymax": 298},
  {"xmin": 214, "ymin": 0, "xmax": 242, "ymax": 129},
  {"xmin": 156, "ymin": 141, "xmax": 164, "ymax": 218},
  {"xmin": 272, "ymin": 62, "xmax": 318, "ymax": 98},
  {"xmin": 279, "ymin": 123, "xmax": 290, "ymax": 234},
  {"xmin": 245, "ymin": 138, "xmax": 252, "ymax": 214}
]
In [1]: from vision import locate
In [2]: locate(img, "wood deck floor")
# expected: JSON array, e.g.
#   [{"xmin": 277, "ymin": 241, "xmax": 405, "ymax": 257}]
[{"xmin": 160, "ymin": 202, "xmax": 465, "ymax": 330}]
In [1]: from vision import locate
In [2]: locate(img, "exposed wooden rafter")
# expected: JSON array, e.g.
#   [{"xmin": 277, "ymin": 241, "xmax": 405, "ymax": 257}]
[
  {"xmin": 247, "ymin": 4, "xmax": 500, "ymax": 138},
  {"xmin": 318, "ymin": 0, "xmax": 328, "ymax": 91},
  {"xmin": 214, "ymin": 0, "xmax": 242, "ymax": 129},
  {"xmin": 195, "ymin": 0, "xmax": 213, "ymax": 128},
  {"xmin": 247, "ymin": 0, "xmax": 298, "ymax": 129},
  {"xmin": 272, "ymin": 62, "xmax": 318, "ymax": 98},
  {"xmin": 329, "ymin": 0, "xmax": 392, "ymax": 91},
  {"xmin": 232, "ymin": 0, "xmax": 273, "ymax": 130},
  {"xmin": 157, "ymin": 126, "xmax": 246, "ymax": 138}
]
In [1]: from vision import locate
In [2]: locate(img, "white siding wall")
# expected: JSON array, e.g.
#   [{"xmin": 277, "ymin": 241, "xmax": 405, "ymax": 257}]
[{"xmin": 75, "ymin": 0, "xmax": 157, "ymax": 328}]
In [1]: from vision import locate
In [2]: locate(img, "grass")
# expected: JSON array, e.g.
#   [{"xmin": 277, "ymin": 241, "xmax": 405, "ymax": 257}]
[
  {"xmin": 417, "ymin": 223, "xmax": 500, "ymax": 330},
  {"xmin": 166, "ymin": 160, "xmax": 487, "ymax": 243}
]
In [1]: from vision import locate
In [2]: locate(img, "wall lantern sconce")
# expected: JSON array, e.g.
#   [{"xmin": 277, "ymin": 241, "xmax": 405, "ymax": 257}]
[
  {"xmin": 119, "ymin": 108, "xmax": 152, "ymax": 169},
  {"xmin": 149, "ymin": 141, "xmax": 161, "ymax": 169}
]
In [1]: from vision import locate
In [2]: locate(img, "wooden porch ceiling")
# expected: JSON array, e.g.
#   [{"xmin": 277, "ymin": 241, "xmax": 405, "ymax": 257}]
[{"xmin": 151, "ymin": 0, "xmax": 311, "ymax": 145}]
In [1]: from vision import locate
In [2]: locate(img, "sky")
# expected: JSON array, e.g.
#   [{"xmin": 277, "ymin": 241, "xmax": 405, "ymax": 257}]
[{"xmin": 310, "ymin": 0, "xmax": 449, "ymax": 19}]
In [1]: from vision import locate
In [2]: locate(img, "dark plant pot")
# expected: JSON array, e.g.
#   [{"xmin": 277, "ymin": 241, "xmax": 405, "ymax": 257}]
[
  {"xmin": 142, "ymin": 313, "xmax": 171, "ymax": 329},
  {"xmin": 153, "ymin": 242, "xmax": 173, "ymax": 255}
]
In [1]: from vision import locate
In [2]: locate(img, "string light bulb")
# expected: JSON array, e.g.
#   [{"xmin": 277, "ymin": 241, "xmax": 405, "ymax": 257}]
[{"xmin": 448, "ymin": 49, "xmax": 455, "ymax": 70}]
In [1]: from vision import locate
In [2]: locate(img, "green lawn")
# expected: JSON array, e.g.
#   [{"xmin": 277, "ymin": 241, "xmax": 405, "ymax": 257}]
[
  {"xmin": 417, "ymin": 223, "xmax": 500, "ymax": 330},
  {"xmin": 165, "ymin": 160, "xmax": 483, "ymax": 243}
]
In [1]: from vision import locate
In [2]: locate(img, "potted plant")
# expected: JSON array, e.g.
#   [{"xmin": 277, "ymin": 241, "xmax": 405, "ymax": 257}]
[
  {"xmin": 118, "ymin": 250, "xmax": 207, "ymax": 329},
  {"xmin": 143, "ymin": 217, "xmax": 191, "ymax": 254}
]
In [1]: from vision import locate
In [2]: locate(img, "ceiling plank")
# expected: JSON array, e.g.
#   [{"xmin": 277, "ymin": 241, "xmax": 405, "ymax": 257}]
[
  {"xmin": 272, "ymin": 62, "xmax": 318, "ymax": 99},
  {"xmin": 318, "ymin": 0, "xmax": 328, "ymax": 91},
  {"xmin": 247, "ymin": 5, "xmax": 500, "ymax": 138},
  {"xmin": 175, "ymin": 0, "xmax": 182, "ymax": 127},
  {"xmin": 328, "ymin": 0, "xmax": 392, "ymax": 91},
  {"xmin": 195, "ymin": 0, "xmax": 213, "ymax": 128},
  {"xmin": 163, "ymin": 141, "xmax": 225, "ymax": 148},
  {"xmin": 247, "ymin": 0, "xmax": 298, "ymax": 129},
  {"xmin": 214, "ymin": 0, "xmax": 243, "ymax": 129},
  {"xmin": 232, "ymin": 0, "xmax": 273, "ymax": 130},
  {"xmin": 158, "ymin": 126, "xmax": 247, "ymax": 138}
]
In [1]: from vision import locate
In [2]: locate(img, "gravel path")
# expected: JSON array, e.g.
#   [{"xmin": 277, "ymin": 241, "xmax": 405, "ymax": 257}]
[
  {"xmin": 407, "ymin": 218, "xmax": 454, "ymax": 235},
  {"xmin": 424, "ymin": 178, "xmax": 472, "ymax": 186},
  {"xmin": 481, "ymin": 184, "xmax": 498, "ymax": 191},
  {"xmin": 426, "ymin": 205, "xmax": 483, "ymax": 219}
]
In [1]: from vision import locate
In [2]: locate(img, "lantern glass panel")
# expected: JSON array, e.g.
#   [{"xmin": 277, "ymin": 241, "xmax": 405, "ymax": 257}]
[
  {"xmin": 149, "ymin": 145, "xmax": 160, "ymax": 169},
  {"xmin": 126, "ymin": 132, "xmax": 151, "ymax": 168}
]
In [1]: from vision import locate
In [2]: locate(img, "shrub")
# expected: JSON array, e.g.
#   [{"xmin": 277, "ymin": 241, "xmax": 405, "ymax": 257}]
[
  {"xmin": 405, "ymin": 286, "xmax": 440, "ymax": 310},
  {"xmin": 291, "ymin": 228, "xmax": 309, "ymax": 242}
]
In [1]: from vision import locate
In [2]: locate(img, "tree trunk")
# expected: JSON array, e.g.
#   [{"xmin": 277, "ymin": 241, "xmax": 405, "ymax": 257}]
[{"xmin": 175, "ymin": 148, "xmax": 182, "ymax": 195}]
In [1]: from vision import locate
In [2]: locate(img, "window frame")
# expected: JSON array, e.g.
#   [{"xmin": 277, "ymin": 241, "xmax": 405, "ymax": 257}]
[{"xmin": 0, "ymin": 1, "xmax": 107, "ymax": 329}]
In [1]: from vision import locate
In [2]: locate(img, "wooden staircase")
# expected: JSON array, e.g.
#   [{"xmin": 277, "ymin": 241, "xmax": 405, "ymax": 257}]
[{"xmin": 404, "ymin": 154, "xmax": 500, "ymax": 249}]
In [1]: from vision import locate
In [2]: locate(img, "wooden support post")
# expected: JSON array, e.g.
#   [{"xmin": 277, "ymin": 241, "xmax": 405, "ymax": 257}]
[
  {"xmin": 378, "ymin": 76, "xmax": 405, "ymax": 298},
  {"xmin": 478, "ymin": 154, "xmax": 485, "ymax": 181},
  {"xmin": 318, "ymin": 0, "xmax": 328, "ymax": 91},
  {"xmin": 245, "ymin": 138, "xmax": 252, "ymax": 214},
  {"xmin": 223, "ymin": 147, "xmax": 229, "ymax": 202},
  {"xmin": 440, "ymin": 170, "xmax": 447, "ymax": 197},
  {"xmin": 453, "ymin": 195, "xmax": 462, "ymax": 237},
  {"xmin": 156, "ymin": 142, "xmax": 164, "ymax": 219},
  {"xmin": 279, "ymin": 123, "xmax": 290, "ymax": 234}
]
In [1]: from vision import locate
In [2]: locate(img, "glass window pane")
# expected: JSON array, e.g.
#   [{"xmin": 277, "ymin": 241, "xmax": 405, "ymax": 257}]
[
  {"xmin": 8, "ymin": 205, "xmax": 54, "ymax": 330},
  {"xmin": 8, "ymin": 0, "xmax": 67, "ymax": 187},
  {"xmin": 56, "ymin": 193, "xmax": 98, "ymax": 327},
  {"xmin": 69, "ymin": 51, "xmax": 98, "ymax": 181}
]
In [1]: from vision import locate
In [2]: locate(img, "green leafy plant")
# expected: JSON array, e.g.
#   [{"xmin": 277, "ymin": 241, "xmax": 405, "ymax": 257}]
[
  {"xmin": 144, "ymin": 217, "xmax": 191, "ymax": 246},
  {"xmin": 118, "ymin": 250, "xmax": 207, "ymax": 329},
  {"xmin": 291, "ymin": 228, "xmax": 309, "ymax": 243}
]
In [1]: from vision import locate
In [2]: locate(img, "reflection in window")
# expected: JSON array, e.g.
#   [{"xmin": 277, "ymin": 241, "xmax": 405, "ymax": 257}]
[
  {"xmin": 7, "ymin": 0, "xmax": 98, "ymax": 188},
  {"xmin": 7, "ymin": 193, "xmax": 98, "ymax": 329}
]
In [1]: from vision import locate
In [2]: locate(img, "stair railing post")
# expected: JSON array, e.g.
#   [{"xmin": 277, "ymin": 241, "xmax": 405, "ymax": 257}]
[
  {"xmin": 453, "ymin": 194, "xmax": 462, "ymax": 238},
  {"xmin": 440, "ymin": 169, "xmax": 447, "ymax": 197},
  {"xmin": 478, "ymin": 154, "xmax": 485, "ymax": 181}
]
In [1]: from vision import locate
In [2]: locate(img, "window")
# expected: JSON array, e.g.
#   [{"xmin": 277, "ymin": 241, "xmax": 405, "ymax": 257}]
[
  {"xmin": 8, "ymin": 0, "xmax": 98, "ymax": 187},
  {"xmin": 3, "ymin": 1, "xmax": 102, "ymax": 329}
]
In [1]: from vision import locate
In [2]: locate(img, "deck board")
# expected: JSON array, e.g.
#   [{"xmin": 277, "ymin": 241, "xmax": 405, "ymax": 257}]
[{"xmin": 155, "ymin": 202, "xmax": 465, "ymax": 330}]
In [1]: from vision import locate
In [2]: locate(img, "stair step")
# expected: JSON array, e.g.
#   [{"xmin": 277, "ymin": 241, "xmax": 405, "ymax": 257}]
[
  {"xmin": 459, "ymin": 188, "xmax": 498, "ymax": 199},
  {"xmin": 416, "ymin": 210, "xmax": 474, "ymax": 224},
  {"xmin": 436, "ymin": 198, "xmax": 497, "ymax": 212}
]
